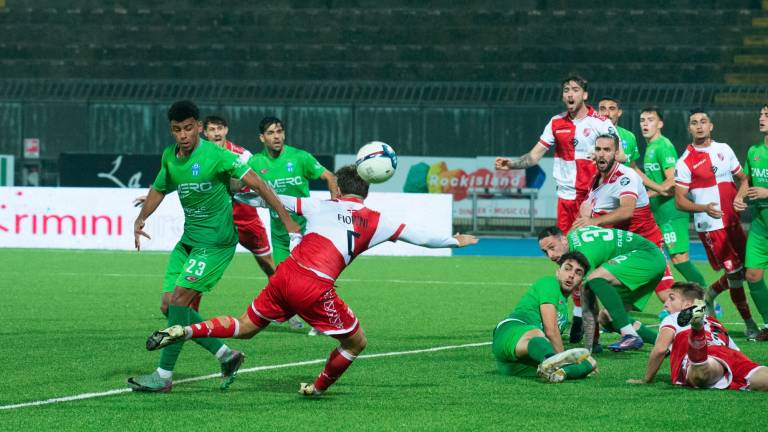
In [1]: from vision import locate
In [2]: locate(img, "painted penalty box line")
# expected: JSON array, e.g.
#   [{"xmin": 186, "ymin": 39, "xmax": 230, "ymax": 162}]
[{"xmin": 0, "ymin": 341, "xmax": 491, "ymax": 411}]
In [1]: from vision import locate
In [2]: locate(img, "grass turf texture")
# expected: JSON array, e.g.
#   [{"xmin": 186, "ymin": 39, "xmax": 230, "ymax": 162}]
[{"xmin": 1, "ymin": 249, "xmax": 766, "ymax": 431}]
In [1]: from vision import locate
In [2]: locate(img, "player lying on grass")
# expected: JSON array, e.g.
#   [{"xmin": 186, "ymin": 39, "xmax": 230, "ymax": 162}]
[
  {"xmin": 629, "ymin": 282, "xmax": 768, "ymax": 390},
  {"xmin": 143, "ymin": 165, "xmax": 478, "ymax": 396},
  {"xmin": 493, "ymin": 251, "xmax": 597, "ymax": 382},
  {"xmin": 538, "ymin": 226, "xmax": 660, "ymax": 352}
]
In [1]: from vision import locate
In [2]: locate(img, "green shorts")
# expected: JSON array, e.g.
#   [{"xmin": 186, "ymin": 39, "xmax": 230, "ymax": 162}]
[
  {"xmin": 659, "ymin": 217, "xmax": 690, "ymax": 256},
  {"xmin": 492, "ymin": 320, "xmax": 540, "ymax": 376},
  {"xmin": 601, "ymin": 247, "xmax": 666, "ymax": 311},
  {"xmin": 746, "ymin": 229, "xmax": 768, "ymax": 269},
  {"xmin": 162, "ymin": 242, "xmax": 236, "ymax": 293},
  {"xmin": 271, "ymin": 235, "xmax": 290, "ymax": 266}
]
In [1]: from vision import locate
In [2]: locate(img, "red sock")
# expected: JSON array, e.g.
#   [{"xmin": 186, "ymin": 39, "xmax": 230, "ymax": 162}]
[
  {"xmin": 314, "ymin": 348, "xmax": 357, "ymax": 392},
  {"xmin": 188, "ymin": 316, "xmax": 239, "ymax": 339},
  {"xmin": 708, "ymin": 275, "xmax": 728, "ymax": 296},
  {"xmin": 728, "ymin": 286, "xmax": 752, "ymax": 321},
  {"xmin": 572, "ymin": 285, "xmax": 582, "ymax": 308},
  {"xmin": 687, "ymin": 327, "xmax": 708, "ymax": 363}
]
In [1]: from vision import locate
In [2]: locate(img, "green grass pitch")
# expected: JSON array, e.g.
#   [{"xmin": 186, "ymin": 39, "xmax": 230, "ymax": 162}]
[{"xmin": 1, "ymin": 249, "xmax": 766, "ymax": 431}]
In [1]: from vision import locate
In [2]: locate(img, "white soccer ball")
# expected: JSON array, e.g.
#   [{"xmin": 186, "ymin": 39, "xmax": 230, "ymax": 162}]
[{"xmin": 355, "ymin": 141, "xmax": 397, "ymax": 184}]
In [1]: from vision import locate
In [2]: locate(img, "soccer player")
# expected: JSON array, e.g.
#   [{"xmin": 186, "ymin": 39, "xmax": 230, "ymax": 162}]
[
  {"xmin": 573, "ymin": 133, "xmax": 674, "ymax": 302},
  {"xmin": 598, "ymin": 97, "xmax": 639, "ymax": 168},
  {"xmin": 742, "ymin": 104, "xmax": 768, "ymax": 340},
  {"xmin": 493, "ymin": 252, "xmax": 597, "ymax": 383},
  {"xmin": 495, "ymin": 75, "xmax": 624, "ymax": 342},
  {"xmin": 127, "ymin": 101, "xmax": 300, "ymax": 392},
  {"xmin": 629, "ymin": 282, "xmax": 768, "ymax": 391},
  {"xmin": 248, "ymin": 116, "xmax": 340, "ymax": 265},
  {"xmin": 144, "ymin": 165, "xmax": 479, "ymax": 396},
  {"xmin": 203, "ymin": 115, "xmax": 275, "ymax": 277},
  {"xmin": 674, "ymin": 109, "xmax": 758, "ymax": 338},
  {"xmin": 638, "ymin": 107, "xmax": 707, "ymax": 291},
  {"xmin": 538, "ymin": 226, "xmax": 662, "ymax": 352}
]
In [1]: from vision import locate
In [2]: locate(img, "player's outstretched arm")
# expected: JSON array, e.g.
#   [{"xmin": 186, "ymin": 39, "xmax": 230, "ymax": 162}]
[
  {"xmin": 495, "ymin": 143, "xmax": 548, "ymax": 170},
  {"xmin": 396, "ymin": 227, "xmax": 478, "ymax": 249},
  {"xmin": 540, "ymin": 303, "xmax": 564, "ymax": 353},
  {"xmin": 320, "ymin": 170, "xmax": 341, "ymax": 199},
  {"xmin": 240, "ymin": 170, "xmax": 301, "ymax": 234},
  {"xmin": 628, "ymin": 327, "xmax": 674, "ymax": 384},
  {"xmin": 134, "ymin": 187, "xmax": 165, "ymax": 251}
]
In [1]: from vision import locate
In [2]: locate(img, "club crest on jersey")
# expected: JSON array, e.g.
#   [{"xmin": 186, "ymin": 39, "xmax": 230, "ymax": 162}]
[
  {"xmin": 286, "ymin": 162, "xmax": 295, "ymax": 172},
  {"xmin": 717, "ymin": 153, "xmax": 724, "ymax": 161},
  {"xmin": 755, "ymin": 155, "xmax": 760, "ymax": 161},
  {"xmin": 620, "ymin": 177, "xmax": 630, "ymax": 186},
  {"xmin": 583, "ymin": 128, "xmax": 591, "ymax": 137},
  {"xmin": 191, "ymin": 162, "xmax": 201, "ymax": 176}
]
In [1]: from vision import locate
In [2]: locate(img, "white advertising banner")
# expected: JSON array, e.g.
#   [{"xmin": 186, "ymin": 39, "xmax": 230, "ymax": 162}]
[
  {"xmin": 336, "ymin": 155, "xmax": 558, "ymax": 219},
  {"xmin": 0, "ymin": 187, "xmax": 452, "ymax": 256}
]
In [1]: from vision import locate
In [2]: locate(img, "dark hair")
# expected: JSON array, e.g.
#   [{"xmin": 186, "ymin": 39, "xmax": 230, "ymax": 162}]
[
  {"xmin": 641, "ymin": 106, "xmax": 664, "ymax": 122},
  {"xmin": 203, "ymin": 115, "xmax": 228, "ymax": 129},
  {"xmin": 599, "ymin": 97, "xmax": 620, "ymax": 108},
  {"xmin": 689, "ymin": 108, "xmax": 709, "ymax": 119},
  {"xmin": 670, "ymin": 281, "xmax": 704, "ymax": 300},
  {"xmin": 336, "ymin": 165, "xmax": 369, "ymax": 198},
  {"xmin": 596, "ymin": 133, "xmax": 620, "ymax": 150},
  {"xmin": 558, "ymin": 251, "xmax": 590, "ymax": 273},
  {"xmin": 259, "ymin": 116, "xmax": 284, "ymax": 134},
  {"xmin": 167, "ymin": 100, "xmax": 199, "ymax": 122},
  {"xmin": 561, "ymin": 74, "xmax": 588, "ymax": 92},
  {"xmin": 538, "ymin": 226, "xmax": 563, "ymax": 241},
  {"xmin": 762, "ymin": 104, "xmax": 768, "ymax": 111}
]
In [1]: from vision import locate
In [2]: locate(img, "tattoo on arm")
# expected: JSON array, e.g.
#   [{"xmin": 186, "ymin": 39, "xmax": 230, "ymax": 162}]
[
  {"xmin": 508, "ymin": 153, "xmax": 534, "ymax": 169},
  {"xmin": 581, "ymin": 287, "xmax": 598, "ymax": 351}
]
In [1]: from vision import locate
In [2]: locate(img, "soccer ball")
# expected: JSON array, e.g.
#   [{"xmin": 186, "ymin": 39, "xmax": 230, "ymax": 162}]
[{"xmin": 355, "ymin": 141, "xmax": 397, "ymax": 184}]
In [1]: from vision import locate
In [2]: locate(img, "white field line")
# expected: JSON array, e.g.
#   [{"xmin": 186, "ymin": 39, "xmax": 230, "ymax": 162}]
[
  {"xmin": 0, "ymin": 341, "xmax": 491, "ymax": 411},
  {"xmin": 11, "ymin": 272, "xmax": 528, "ymax": 286}
]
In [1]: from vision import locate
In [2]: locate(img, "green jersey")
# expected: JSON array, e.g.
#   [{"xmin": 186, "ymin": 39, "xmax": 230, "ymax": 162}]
[
  {"xmin": 567, "ymin": 226, "xmax": 657, "ymax": 271},
  {"xmin": 152, "ymin": 139, "xmax": 250, "ymax": 247},
  {"xmin": 247, "ymin": 144, "xmax": 327, "ymax": 240},
  {"xmin": 617, "ymin": 126, "xmax": 639, "ymax": 167},
  {"xmin": 643, "ymin": 135, "xmax": 685, "ymax": 222},
  {"xmin": 744, "ymin": 142, "xmax": 768, "ymax": 236},
  {"xmin": 507, "ymin": 276, "xmax": 569, "ymax": 333}
]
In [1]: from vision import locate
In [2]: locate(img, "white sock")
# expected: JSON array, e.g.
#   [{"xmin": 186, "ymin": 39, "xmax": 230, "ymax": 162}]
[
  {"xmin": 573, "ymin": 306, "xmax": 583, "ymax": 318},
  {"xmin": 156, "ymin": 367, "xmax": 173, "ymax": 379},
  {"xmin": 183, "ymin": 326, "xmax": 193, "ymax": 340},
  {"xmin": 215, "ymin": 344, "xmax": 232, "ymax": 362},
  {"xmin": 619, "ymin": 325, "xmax": 639, "ymax": 337}
]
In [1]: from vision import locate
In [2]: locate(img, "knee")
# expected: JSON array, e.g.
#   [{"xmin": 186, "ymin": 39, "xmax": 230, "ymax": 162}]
[{"xmin": 745, "ymin": 268, "xmax": 764, "ymax": 284}]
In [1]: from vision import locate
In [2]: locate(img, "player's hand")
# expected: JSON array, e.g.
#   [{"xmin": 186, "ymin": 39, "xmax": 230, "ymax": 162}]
[
  {"xmin": 454, "ymin": 233, "xmax": 479, "ymax": 247},
  {"xmin": 626, "ymin": 378, "xmax": 648, "ymax": 385},
  {"xmin": 132, "ymin": 195, "xmax": 147, "ymax": 208},
  {"xmin": 289, "ymin": 232, "xmax": 303, "ymax": 252},
  {"xmin": 284, "ymin": 219, "xmax": 301, "ymax": 235},
  {"xmin": 747, "ymin": 186, "xmax": 768, "ymax": 200},
  {"xmin": 134, "ymin": 217, "xmax": 151, "ymax": 251},
  {"xmin": 571, "ymin": 216, "xmax": 593, "ymax": 229},
  {"xmin": 733, "ymin": 196, "xmax": 748, "ymax": 212},
  {"xmin": 703, "ymin": 202, "xmax": 722, "ymax": 218},
  {"xmin": 494, "ymin": 157, "xmax": 512, "ymax": 171}
]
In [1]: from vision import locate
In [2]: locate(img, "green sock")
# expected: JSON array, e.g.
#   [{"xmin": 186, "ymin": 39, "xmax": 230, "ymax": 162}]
[
  {"xmin": 562, "ymin": 360, "xmax": 594, "ymax": 380},
  {"xmin": 159, "ymin": 304, "xmax": 189, "ymax": 372},
  {"xmin": 587, "ymin": 278, "xmax": 632, "ymax": 330},
  {"xmin": 526, "ymin": 337, "xmax": 555, "ymax": 363},
  {"xmin": 188, "ymin": 308, "xmax": 225, "ymax": 357},
  {"xmin": 673, "ymin": 260, "xmax": 706, "ymax": 287},
  {"xmin": 636, "ymin": 323, "xmax": 658, "ymax": 343},
  {"xmin": 747, "ymin": 279, "xmax": 768, "ymax": 325},
  {"xmin": 602, "ymin": 320, "xmax": 619, "ymax": 334}
]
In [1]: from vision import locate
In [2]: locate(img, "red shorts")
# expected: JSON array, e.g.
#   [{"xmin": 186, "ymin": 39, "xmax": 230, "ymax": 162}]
[
  {"xmin": 557, "ymin": 197, "xmax": 583, "ymax": 233},
  {"xmin": 248, "ymin": 257, "xmax": 359, "ymax": 338},
  {"xmin": 681, "ymin": 346, "xmax": 763, "ymax": 390},
  {"xmin": 698, "ymin": 225, "xmax": 746, "ymax": 273},
  {"xmin": 233, "ymin": 202, "xmax": 271, "ymax": 256}
]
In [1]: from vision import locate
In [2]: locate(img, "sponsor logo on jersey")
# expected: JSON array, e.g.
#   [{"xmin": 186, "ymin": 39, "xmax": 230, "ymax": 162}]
[
  {"xmin": 178, "ymin": 182, "xmax": 213, "ymax": 196},
  {"xmin": 260, "ymin": 168, "xmax": 269, "ymax": 174},
  {"xmin": 267, "ymin": 176, "xmax": 304, "ymax": 190},
  {"xmin": 191, "ymin": 162, "xmax": 200, "ymax": 176},
  {"xmin": 752, "ymin": 167, "xmax": 768, "ymax": 178},
  {"xmin": 645, "ymin": 162, "xmax": 661, "ymax": 171},
  {"xmin": 693, "ymin": 158, "xmax": 707, "ymax": 170},
  {"xmin": 555, "ymin": 128, "xmax": 571, "ymax": 135},
  {"xmin": 619, "ymin": 177, "xmax": 630, "ymax": 186},
  {"xmin": 286, "ymin": 162, "xmax": 295, "ymax": 173}
]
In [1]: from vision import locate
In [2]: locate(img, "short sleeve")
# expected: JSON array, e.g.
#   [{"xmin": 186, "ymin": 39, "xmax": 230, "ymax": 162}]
[
  {"xmin": 744, "ymin": 149, "xmax": 753, "ymax": 183},
  {"xmin": 675, "ymin": 158, "xmax": 691, "ymax": 188},
  {"xmin": 151, "ymin": 152, "xmax": 170, "ymax": 193},
  {"xmin": 659, "ymin": 143, "xmax": 678, "ymax": 170},
  {"xmin": 531, "ymin": 277, "xmax": 561, "ymax": 306},
  {"xmin": 216, "ymin": 146, "xmax": 250, "ymax": 179},
  {"xmin": 538, "ymin": 118, "xmax": 555, "ymax": 149},
  {"xmin": 617, "ymin": 173, "xmax": 640, "ymax": 199},
  {"xmin": 628, "ymin": 134, "xmax": 640, "ymax": 163},
  {"xmin": 726, "ymin": 145, "xmax": 742, "ymax": 175},
  {"xmin": 302, "ymin": 151, "xmax": 327, "ymax": 180}
]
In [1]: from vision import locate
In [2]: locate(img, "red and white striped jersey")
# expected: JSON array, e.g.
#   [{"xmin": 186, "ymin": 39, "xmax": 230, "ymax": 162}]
[
  {"xmin": 674, "ymin": 141, "xmax": 741, "ymax": 232},
  {"xmin": 538, "ymin": 106, "xmax": 617, "ymax": 200},
  {"xmin": 661, "ymin": 312, "xmax": 738, "ymax": 385},
  {"xmin": 277, "ymin": 195, "xmax": 458, "ymax": 281},
  {"xmin": 586, "ymin": 162, "xmax": 663, "ymax": 245},
  {"xmin": 222, "ymin": 140, "xmax": 258, "ymax": 220}
]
